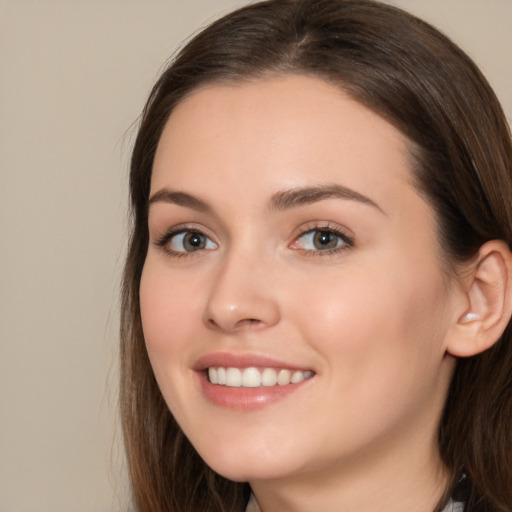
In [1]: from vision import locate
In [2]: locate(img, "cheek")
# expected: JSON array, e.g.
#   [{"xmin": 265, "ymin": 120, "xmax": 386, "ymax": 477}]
[
  {"xmin": 138, "ymin": 260, "xmax": 212, "ymax": 427},
  {"xmin": 294, "ymin": 266, "xmax": 452, "ymax": 452},
  {"xmin": 291, "ymin": 256, "xmax": 450, "ymax": 386},
  {"xmin": 139, "ymin": 262, "xmax": 200, "ymax": 368}
]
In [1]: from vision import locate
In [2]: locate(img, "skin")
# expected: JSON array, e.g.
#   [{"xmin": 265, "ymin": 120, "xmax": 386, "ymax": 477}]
[{"xmin": 140, "ymin": 75, "xmax": 468, "ymax": 512}]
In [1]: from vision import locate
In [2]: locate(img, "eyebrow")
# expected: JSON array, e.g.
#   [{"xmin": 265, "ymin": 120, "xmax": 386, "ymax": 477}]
[
  {"xmin": 148, "ymin": 184, "xmax": 384, "ymax": 215},
  {"xmin": 268, "ymin": 184, "xmax": 385, "ymax": 214},
  {"xmin": 148, "ymin": 189, "xmax": 212, "ymax": 213}
]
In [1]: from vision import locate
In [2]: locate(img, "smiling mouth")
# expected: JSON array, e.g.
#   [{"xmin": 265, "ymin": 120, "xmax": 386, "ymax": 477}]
[{"xmin": 207, "ymin": 367, "xmax": 314, "ymax": 388}]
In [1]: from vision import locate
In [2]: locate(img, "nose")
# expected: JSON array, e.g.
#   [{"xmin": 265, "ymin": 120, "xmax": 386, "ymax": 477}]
[{"xmin": 203, "ymin": 249, "xmax": 281, "ymax": 333}]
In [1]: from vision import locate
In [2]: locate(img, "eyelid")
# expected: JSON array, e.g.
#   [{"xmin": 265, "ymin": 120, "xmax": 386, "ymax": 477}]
[
  {"xmin": 289, "ymin": 222, "xmax": 354, "ymax": 253},
  {"xmin": 154, "ymin": 224, "xmax": 218, "ymax": 256}
]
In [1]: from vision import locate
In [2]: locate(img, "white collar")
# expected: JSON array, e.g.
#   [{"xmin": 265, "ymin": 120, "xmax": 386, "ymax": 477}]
[{"xmin": 245, "ymin": 494, "xmax": 466, "ymax": 512}]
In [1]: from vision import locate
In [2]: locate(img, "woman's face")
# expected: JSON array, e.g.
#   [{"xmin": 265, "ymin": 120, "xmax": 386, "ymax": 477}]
[{"xmin": 140, "ymin": 75, "xmax": 460, "ymax": 484}]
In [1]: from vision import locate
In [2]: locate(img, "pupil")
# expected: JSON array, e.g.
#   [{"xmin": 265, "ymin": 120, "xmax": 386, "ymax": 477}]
[
  {"xmin": 185, "ymin": 233, "xmax": 204, "ymax": 250},
  {"xmin": 314, "ymin": 231, "xmax": 337, "ymax": 249}
]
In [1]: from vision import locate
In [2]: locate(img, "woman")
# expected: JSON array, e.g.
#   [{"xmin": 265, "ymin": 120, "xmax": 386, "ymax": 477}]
[{"xmin": 120, "ymin": 0, "xmax": 512, "ymax": 510}]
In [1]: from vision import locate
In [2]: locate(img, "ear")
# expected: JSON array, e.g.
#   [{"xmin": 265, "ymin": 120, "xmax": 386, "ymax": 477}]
[{"xmin": 447, "ymin": 240, "xmax": 512, "ymax": 358}]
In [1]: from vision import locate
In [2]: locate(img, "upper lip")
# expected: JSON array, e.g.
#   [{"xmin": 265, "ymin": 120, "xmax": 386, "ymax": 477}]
[{"xmin": 193, "ymin": 352, "xmax": 313, "ymax": 372}]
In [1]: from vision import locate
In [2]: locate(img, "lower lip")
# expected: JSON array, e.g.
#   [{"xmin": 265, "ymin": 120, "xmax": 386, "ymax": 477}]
[{"xmin": 197, "ymin": 371, "xmax": 313, "ymax": 411}]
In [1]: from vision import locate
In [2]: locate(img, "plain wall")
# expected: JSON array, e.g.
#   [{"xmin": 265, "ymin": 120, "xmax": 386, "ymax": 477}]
[{"xmin": 0, "ymin": 1, "xmax": 510, "ymax": 511}]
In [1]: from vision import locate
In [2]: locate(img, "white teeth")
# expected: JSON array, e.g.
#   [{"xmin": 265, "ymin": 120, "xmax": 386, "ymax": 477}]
[
  {"xmin": 242, "ymin": 367, "xmax": 262, "ymax": 387},
  {"xmin": 207, "ymin": 366, "xmax": 313, "ymax": 387},
  {"xmin": 217, "ymin": 367, "xmax": 227, "ymax": 385},
  {"xmin": 261, "ymin": 368, "xmax": 277, "ymax": 386},
  {"xmin": 208, "ymin": 367, "xmax": 218, "ymax": 384},
  {"xmin": 226, "ymin": 367, "xmax": 242, "ymax": 387},
  {"xmin": 277, "ymin": 369, "xmax": 291, "ymax": 385},
  {"xmin": 291, "ymin": 370, "xmax": 306, "ymax": 384}
]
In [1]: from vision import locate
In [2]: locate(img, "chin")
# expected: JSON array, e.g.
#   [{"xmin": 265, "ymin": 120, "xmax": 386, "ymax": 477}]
[
  {"xmin": 211, "ymin": 466, "xmax": 290, "ymax": 484},
  {"xmin": 202, "ymin": 449, "xmax": 299, "ymax": 483}
]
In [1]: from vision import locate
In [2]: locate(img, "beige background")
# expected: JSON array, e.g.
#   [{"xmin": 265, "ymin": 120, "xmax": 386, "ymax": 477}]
[{"xmin": 0, "ymin": 1, "xmax": 510, "ymax": 511}]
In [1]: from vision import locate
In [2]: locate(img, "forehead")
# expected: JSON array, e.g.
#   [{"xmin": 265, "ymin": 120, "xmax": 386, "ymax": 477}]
[{"xmin": 151, "ymin": 74, "xmax": 414, "ymax": 207}]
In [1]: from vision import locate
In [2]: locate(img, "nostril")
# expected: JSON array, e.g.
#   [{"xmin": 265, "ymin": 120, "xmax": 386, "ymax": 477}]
[
  {"xmin": 206, "ymin": 318, "xmax": 220, "ymax": 330},
  {"xmin": 205, "ymin": 316, "xmax": 262, "ymax": 332},
  {"xmin": 236, "ymin": 318, "xmax": 261, "ymax": 328}
]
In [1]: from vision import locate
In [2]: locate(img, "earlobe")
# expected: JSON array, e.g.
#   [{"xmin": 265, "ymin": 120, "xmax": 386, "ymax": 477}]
[{"xmin": 447, "ymin": 240, "xmax": 512, "ymax": 358}]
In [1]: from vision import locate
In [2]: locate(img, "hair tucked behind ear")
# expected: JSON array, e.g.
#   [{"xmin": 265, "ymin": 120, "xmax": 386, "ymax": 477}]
[{"xmin": 120, "ymin": 1, "xmax": 512, "ymax": 510}]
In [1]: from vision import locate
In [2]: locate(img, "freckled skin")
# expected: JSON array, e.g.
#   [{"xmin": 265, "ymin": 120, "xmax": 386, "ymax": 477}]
[{"xmin": 140, "ymin": 75, "xmax": 462, "ymax": 512}]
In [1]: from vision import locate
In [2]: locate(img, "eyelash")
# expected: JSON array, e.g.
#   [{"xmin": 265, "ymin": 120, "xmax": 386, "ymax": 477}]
[
  {"xmin": 291, "ymin": 223, "xmax": 354, "ymax": 256},
  {"xmin": 155, "ymin": 227, "xmax": 216, "ymax": 258},
  {"xmin": 154, "ymin": 223, "xmax": 354, "ymax": 258}
]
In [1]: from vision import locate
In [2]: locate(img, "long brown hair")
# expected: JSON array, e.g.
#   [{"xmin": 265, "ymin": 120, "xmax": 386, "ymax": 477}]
[{"xmin": 120, "ymin": 1, "xmax": 512, "ymax": 510}]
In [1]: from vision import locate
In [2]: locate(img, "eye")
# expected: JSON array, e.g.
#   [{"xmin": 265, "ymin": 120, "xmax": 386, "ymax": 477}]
[
  {"xmin": 157, "ymin": 229, "xmax": 217, "ymax": 255},
  {"xmin": 291, "ymin": 226, "xmax": 353, "ymax": 253}
]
